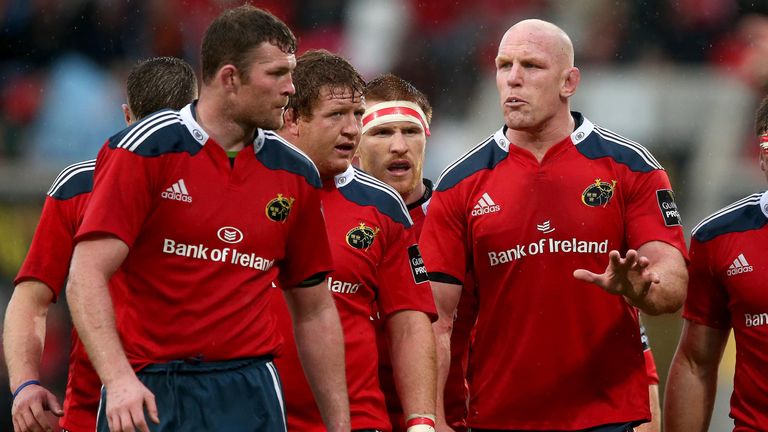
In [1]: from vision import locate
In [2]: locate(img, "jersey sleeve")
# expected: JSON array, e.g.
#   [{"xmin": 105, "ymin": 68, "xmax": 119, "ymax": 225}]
[
  {"xmin": 14, "ymin": 195, "xmax": 85, "ymax": 300},
  {"xmin": 624, "ymin": 169, "xmax": 688, "ymax": 258},
  {"xmin": 419, "ymin": 186, "xmax": 468, "ymax": 284},
  {"xmin": 277, "ymin": 181, "xmax": 333, "ymax": 289},
  {"xmin": 682, "ymin": 237, "xmax": 731, "ymax": 329},
  {"xmin": 643, "ymin": 349, "xmax": 659, "ymax": 385},
  {"xmin": 375, "ymin": 221, "xmax": 437, "ymax": 321},
  {"xmin": 76, "ymin": 145, "xmax": 160, "ymax": 248},
  {"xmin": 639, "ymin": 324, "xmax": 660, "ymax": 384}
]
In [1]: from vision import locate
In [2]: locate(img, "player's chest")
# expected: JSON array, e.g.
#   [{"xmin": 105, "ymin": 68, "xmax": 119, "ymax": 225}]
[
  {"xmin": 322, "ymin": 192, "xmax": 386, "ymax": 297},
  {"xmin": 146, "ymin": 158, "xmax": 301, "ymax": 250},
  {"xmin": 467, "ymin": 162, "xmax": 626, "ymax": 249},
  {"xmin": 715, "ymin": 232, "xmax": 768, "ymax": 313}
]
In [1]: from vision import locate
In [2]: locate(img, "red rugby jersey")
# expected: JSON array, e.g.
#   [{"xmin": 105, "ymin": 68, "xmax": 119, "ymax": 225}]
[
  {"xmin": 76, "ymin": 105, "xmax": 332, "ymax": 370},
  {"xmin": 420, "ymin": 113, "xmax": 687, "ymax": 430},
  {"xmin": 273, "ymin": 166, "xmax": 436, "ymax": 431},
  {"xmin": 15, "ymin": 160, "xmax": 100, "ymax": 432},
  {"xmin": 685, "ymin": 191, "xmax": 768, "ymax": 431}
]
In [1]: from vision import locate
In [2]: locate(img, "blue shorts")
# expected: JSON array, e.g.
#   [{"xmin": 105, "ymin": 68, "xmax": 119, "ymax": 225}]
[
  {"xmin": 471, "ymin": 422, "xmax": 637, "ymax": 432},
  {"xmin": 97, "ymin": 357, "xmax": 285, "ymax": 432}
]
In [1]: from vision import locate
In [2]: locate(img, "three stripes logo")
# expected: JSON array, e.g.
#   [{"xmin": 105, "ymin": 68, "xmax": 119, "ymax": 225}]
[
  {"xmin": 471, "ymin": 192, "xmax": 501, "ymax": 216},
  {"xmin": 537, "ymin": 220, "xmax": 555, "ymax": 234},
  {"xmin": 727, "ymin": 253, "xmax": 753, "ymax": 276},
  {"xmin": 161, "ymin": 179, "xmax": 193, "ymax": 203},
  {"xmin": 217, "ymin": 226, "xmax": 244, "ymax": 244}
]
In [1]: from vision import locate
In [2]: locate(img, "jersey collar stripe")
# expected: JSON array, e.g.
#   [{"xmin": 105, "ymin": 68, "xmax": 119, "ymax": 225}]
[
  {"xmin": 47, "ymin": 165, "xmax": 96, "ymax": 197},
  {"xmin": 116, "ymin": 111, "xmax": 180, "ymax": 150},
  {"xmin": 691, "ymin": 193, "xmax": 762, "ymax": 235},
  {"xmin": 436, "ymin": 133, "xmax": 497, "ymax": 187},
  {"xmin": 354, "ymin": 170, "xmax": 414, "ymax": 225},
  {"xmin": 265, "ymin": 361, "xmax": 287, "ymax": 432},
  {"xmin": 593, "ymin": 127, "xmax": 663, "ymax": 170},
  {"xmin": 47, "ymin": 159, "xmax": 96, "ymax": 195},
  {"xmin": 178, "ymin": 104, "xmax": 209, "ymax": 145},
  {"xmin": 262, "ymin": 131, "xmax": 322, "ymax": 179},
  {"xmin": 126, "ymin": 118, "xmax": 185, "ymax": 152}
]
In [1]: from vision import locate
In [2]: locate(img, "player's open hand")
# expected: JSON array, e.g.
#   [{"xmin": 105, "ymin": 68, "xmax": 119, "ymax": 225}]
[
  {"xmin": 105, "ymin": 375, "xmax": 159, "ymax": 432},
  {"xmin": 573, "ymin": 249, "xmax": 660, "ymax": 304},
  {"xmin": 11, "ymin": 383, "xmax": 63, "ymax": 432}
]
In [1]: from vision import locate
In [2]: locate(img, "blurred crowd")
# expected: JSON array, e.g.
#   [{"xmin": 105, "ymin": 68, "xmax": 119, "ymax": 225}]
[
  {"xmin": 2, "ymin": 1, "xmax": 768, "ymax": 430},
  {"xmin": 2, "ymin": 0, "xmax": 768, "ymax": 164}
]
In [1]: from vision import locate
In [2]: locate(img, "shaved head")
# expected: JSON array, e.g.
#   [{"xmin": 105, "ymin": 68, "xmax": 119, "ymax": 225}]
[
  {"xmin": 500, "ymin": 19, "xmax": 574, "ymax": 69},
  {"xmin": 494, "ymin": 18, "xmax": 580, "ymax": 141}
]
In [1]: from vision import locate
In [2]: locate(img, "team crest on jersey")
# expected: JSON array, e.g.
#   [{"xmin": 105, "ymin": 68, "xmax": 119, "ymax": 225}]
[
  {"xmin": 346, "ymin": 222, "xmax": 380, "ymax": 250},
  {"xmin": 266, "ymin": 194, "xmax": 295, "ymax": 222},
  {"xmin": 581, "ymin": 179, "xmax": 617, "ymax": 207}
]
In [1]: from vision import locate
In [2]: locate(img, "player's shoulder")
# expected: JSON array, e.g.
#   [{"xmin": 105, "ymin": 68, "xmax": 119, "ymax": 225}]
[
  {"xmin": 434, "ymin": 128, "xmax": 510, "ymax": 192},
  {"xmin": 107, "ymin": 105, "xmax": 203, "ymax": 157},
  {"xmin": 258, "ymin": 130, "xmax": 322, "ymax": 188},
  {"xmin": 574, "ymin": 112, "xmax": 664, "ymax": 173},
  {"xmin": 47, "ymin": 159, "xmax": 96, "ymax": 200},
  {"xmin": 336, "ymin": 167, "xmax": 413, "ymax": 227},
  {"xmin": 692, "ymin": 192, "xmax": 768, "ymax": 242}
]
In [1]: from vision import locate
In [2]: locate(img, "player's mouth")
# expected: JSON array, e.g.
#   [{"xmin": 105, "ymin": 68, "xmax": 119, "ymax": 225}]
[
  {"xmin": 506, "ymin": 96, "xmax": 527, "ymax": 106},
  {"xmin": 387, "ymin": 159, "xmax": 412, "ymax": 177},
  {"xmin": 334, "ymin": 142, "xmax": 356, "ymax": 157}
]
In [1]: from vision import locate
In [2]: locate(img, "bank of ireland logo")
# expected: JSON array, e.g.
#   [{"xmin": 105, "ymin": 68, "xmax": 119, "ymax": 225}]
[
  {"xmin": 582, "ymin": 179, "xmax": 617, "ymax": 207},
  {"xmin": 266, "ymin": 194, "xmax": 295, "ymax": 222},
  {"xmin": 346, "ymin": 222, "xmax": 380, "ymax": 250},
  {"xmin": 217, "ymin": 226, "xmax": 243, "ymax": 244}
]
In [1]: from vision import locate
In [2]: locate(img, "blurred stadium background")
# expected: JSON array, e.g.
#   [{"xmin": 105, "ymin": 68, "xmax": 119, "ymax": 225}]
[{"xmin": 2, "ymin": 0, "xmax": 767, "ymax": 429}]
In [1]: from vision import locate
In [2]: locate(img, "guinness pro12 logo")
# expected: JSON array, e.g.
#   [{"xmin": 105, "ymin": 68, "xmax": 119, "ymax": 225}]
[
  {"xmin": 582, "ymin": 179, "xmax": 617, "ymax": 207},
  {"xmin": 266, "ymin": 194, "xmax": 295, "ymax": 222},
  {"xmin": 346, "ymin": 222, "xmax": 380, "ymax": 250}
]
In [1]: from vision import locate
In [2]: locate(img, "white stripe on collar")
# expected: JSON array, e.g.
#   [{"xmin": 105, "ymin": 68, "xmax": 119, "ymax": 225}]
[{"xmin": 334, "ymin": 164, "xmax": 356, "ymax": 188}]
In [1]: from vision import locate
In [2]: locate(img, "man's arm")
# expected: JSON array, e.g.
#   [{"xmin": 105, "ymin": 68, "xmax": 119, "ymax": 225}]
[
  {"xmin": 635, "ymin": 384, "xmax": 660, "ymax": 432},
  {"xmin": 4, "ymin": 281, "xmax": 64, "ymax": 431},
  {"xmin": 573, "ymin": 241, "xmax": 688, "ymax": 315},
  {"xmin": 282, "ymin": 281, "xmax": 350, "ymax": 432},
  {"xmin": 664, "ymin": 320, "xmax": 729, "ymax": 432},
  {"xmin": 386, "ymin": 310, "xmax": 437, "ymax": 427},
  {"xmin": 430, "ymin": 281, "xmax": 462, "ymax": 432},
  {"xmin": 67, "ymin": 237, "xmax": 159, "ymax": 432}
]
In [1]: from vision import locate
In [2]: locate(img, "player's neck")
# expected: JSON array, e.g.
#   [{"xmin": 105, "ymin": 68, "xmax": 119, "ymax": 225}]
[
  {"xmin": 195, "ymin": 93, "xmax": 251, "ymax": 153},
  {"xmin": 506, "ymin": 110, "xmax": 575, "ymax": 162},
  {"xmin": 404, "ymin": 179, "xmax": 427, "ymax": 206}
]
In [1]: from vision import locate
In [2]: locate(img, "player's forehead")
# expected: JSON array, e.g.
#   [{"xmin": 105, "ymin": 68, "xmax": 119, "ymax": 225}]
[
  {"xmin": 249, "ymin": 42, "xmax": 296, "ymax": 69},
  {"xmin": 497, "ymin": 20, "xmax": 572, "ymax": 64},
  {"xmin": 314, "ymin": 85, "xmax": 364, "ymax": 110}
]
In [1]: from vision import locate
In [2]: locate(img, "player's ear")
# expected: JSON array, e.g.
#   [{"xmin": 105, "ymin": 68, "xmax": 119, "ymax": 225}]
[
  {"xmin": 122, "ymin": 104, "xmax": 134, "ymax": 126},
  {"xmin": 282, "ymin": 107, "xmax": 300, "ymax": 136},
  {"xmin": 561, "ymin": 67, "xmax": 580, "ymax": 98},
  {"xmin": 760, "ymin": 149, "xmax": 767, "ymax": 173},
  {"xmin": 218, "ymin": 65, "xmax": 239, "ymax": 91}
]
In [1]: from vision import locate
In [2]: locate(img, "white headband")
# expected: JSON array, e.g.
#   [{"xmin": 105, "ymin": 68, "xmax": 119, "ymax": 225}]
[{"xmin": 361, "ymin": 100, "xmax": 430, "ymax": 136}]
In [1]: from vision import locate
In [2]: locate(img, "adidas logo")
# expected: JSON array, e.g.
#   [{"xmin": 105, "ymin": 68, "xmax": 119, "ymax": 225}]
[
  {"xmin": 727, "ymin": 253, "xmax": 753, "ymax": 276},
  {"xmin": 161, "ymin": 179, "xmax": 193, "ymax": 203},
  {"xmin": 471, "ymin": 192, "xmax": 501, "ymax": 216}
]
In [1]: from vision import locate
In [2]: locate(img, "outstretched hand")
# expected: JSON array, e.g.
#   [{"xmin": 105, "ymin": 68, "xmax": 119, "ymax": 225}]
[{"xmin": 573, "ymin": 249, "xmax": 660, "ymax": 304}]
